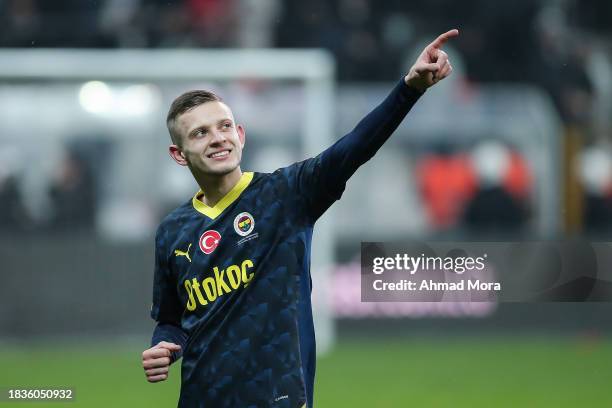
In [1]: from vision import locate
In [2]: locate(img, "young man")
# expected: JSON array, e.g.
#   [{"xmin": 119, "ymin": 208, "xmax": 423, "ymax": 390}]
[{"xmin": 142, "ymin": 29, "xmax": 459, "ymax": 408}]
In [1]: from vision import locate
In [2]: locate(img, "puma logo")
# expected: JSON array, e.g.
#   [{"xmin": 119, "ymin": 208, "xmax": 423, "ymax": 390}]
[{"xmin": 174, "ymin": 243, "xmax": 192, "ymax": 263}]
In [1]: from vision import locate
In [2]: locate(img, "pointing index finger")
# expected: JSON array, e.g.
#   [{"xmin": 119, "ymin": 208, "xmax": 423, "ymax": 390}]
[{"xmin": 429, "ymin": 29, "xmax": 459, "ymax": 50}]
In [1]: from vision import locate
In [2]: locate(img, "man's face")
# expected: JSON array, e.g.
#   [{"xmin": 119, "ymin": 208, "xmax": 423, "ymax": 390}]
[{"xmin": 172, "ymin": 101, "xmax": 245, "ymax": 177}]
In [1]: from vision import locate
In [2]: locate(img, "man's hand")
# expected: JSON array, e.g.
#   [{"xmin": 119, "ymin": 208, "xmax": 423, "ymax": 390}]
[
  {"xmin": 404, "ymin": 29, "xmax": 459, "ymax": 93},
  {"xmin": 142, "ymin": 341, "xmax": 182, "ymax": 383}
]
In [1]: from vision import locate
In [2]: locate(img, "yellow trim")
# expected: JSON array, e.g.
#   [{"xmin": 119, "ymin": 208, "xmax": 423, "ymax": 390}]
[{"xmin": 192, "ymin": 172, "xmax": 253, "ymax": 219}]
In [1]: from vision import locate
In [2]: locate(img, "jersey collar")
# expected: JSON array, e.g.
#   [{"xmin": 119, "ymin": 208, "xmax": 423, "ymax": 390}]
[{"xmin": 192, "ymin": 172, "xmax": 254, "ymax": 219}]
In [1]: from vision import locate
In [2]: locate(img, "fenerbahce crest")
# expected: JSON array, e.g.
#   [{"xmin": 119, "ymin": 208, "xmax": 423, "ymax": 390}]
[{"xmin": 233, "ymin": 212, "xmax": 255, "ymax": 237}]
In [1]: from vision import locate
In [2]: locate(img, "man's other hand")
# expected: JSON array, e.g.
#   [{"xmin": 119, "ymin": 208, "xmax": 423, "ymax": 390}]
[{"xmin": 142, "ymin": 341, "xmax": 182, "ymax": 383}]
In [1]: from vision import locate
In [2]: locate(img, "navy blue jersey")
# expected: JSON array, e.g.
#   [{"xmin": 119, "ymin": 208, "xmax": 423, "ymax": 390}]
[{"xmin": 150, "ymin": 79, "xmax": 422, "ymax": 408}]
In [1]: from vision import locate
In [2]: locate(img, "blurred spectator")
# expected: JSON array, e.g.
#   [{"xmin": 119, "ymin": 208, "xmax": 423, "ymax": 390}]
[
  {"xmin": 505, "ymin": 150, "xmax": 532, "ymax": 201},
  {"xmin": 415, "ymin": 145, "xmax": 476, "ymax": 230},
  {"xmin": 578, "ymin": 145, "xmax": 612, "ymax": 235},
  {"xmin": 0, "ymin": 147, "xmax": 30, "ymax": 231},
  {"xmin": 47, "ymin": 148, "xmax": 97, "ymax": 231},
  {"xmin": 462, "ymin": 141, "xmax": 530, "ymax": 235}
]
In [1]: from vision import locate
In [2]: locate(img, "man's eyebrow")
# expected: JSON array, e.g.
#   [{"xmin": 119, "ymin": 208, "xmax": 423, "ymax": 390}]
[
  {"xmin": 187, "ymin": 118, "xmax": 233, "ymax": 137},
  {"xmin": 188, "ymin": 124, "xmax": 209, "ymax": 137}
]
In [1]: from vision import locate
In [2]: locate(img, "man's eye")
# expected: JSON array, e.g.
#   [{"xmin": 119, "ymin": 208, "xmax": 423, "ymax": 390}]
[
  {"xmin": 195, "ymin": 129, "xmax": 206, "ymax": 136},
  {"xmin": 223, "ymin": 123, "xmax": 232, "ymax": 128}
]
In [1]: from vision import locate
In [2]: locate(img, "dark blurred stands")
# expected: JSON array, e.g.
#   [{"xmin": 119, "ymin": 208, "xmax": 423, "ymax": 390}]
[
  {"xmin": 0, "ymin": 0, "xmax": 610, "ymax": 236},
  {"xmin": 0, "ymin": 0, "xmax": 601, "ymax": 83}
]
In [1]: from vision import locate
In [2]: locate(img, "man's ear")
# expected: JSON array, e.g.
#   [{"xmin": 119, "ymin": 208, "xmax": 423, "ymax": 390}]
[
  {"xmin": 237, "ymin": 124, "xmax": 246, "ymax": 148},
  {"xmin": 169, "ymin": 145, "xmax": 188, "ymax": 166}
]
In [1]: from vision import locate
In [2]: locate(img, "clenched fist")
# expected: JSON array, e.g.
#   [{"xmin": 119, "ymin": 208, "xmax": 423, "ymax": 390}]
[{"xmin": 142, "ymin": 341, "xmax": 182, "ymax": 383}]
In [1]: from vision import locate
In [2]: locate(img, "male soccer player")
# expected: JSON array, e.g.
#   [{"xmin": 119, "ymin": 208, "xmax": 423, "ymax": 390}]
[{"xmin": 142, "ymin": 29, "xmax": 459, "ymax": 407}]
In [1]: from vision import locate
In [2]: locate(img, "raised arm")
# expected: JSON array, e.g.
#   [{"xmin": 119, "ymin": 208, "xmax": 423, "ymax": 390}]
[{"xmin": 296, "ymin": 29, "xmax": 459, "ymax": 219}]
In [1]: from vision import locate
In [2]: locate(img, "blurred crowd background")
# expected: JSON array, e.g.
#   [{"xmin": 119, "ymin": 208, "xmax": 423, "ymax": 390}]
[
  {"xmin": 0, "ymin": 0, "xmax": 611, "ymax": 346},
  {"xmin": 1, "ymin": 0, "xmax": 611, "ymax": 239}
]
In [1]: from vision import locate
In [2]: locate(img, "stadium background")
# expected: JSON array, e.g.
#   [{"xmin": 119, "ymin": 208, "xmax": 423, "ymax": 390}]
[{"xmin": 1, "ymin": 0, "xmax": 611, "ymax": 406}]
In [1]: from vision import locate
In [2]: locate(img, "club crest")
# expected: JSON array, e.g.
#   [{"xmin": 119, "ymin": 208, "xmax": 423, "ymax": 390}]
[{"xmin": 233, "ymin": 212, "xmax": 255, "ymax": 237}]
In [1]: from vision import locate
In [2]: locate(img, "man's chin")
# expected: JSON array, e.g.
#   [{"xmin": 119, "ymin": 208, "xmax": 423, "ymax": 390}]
[
  {"xmin": 196, "ymin": 162, "xmax": 239, "ymax": 177},
  {"xmin": 207, "ymin": 167, "xmax": 237, "ymax": 176}
]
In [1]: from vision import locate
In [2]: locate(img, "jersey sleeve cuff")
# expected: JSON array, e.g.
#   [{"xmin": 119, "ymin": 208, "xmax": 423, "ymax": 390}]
[{"xmin": 399, "ymin": 77, "xmax": 426, "ymax": 99}]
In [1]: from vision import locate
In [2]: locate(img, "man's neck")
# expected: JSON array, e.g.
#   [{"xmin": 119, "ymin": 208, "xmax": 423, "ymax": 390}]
[{"xmin": 194, "ymin": 167, "xmax": 243, "ymax": 207}]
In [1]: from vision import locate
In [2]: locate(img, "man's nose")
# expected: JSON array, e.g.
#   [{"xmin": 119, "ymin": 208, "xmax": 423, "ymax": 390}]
[{"xmin": 209, "ymin": 130, "xmax": 227, "ymax": 144}]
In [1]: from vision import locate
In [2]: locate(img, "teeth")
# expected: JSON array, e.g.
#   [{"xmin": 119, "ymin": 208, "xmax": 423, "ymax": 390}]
[{"xmin": 211, "ymin": 151, "xmax": 229, "ymax": 158}]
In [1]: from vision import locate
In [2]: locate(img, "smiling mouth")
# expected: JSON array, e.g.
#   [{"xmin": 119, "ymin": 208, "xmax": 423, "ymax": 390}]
[{"xmin": 207, "ymin": 149, "xmax": 231, "ymax": 159}]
